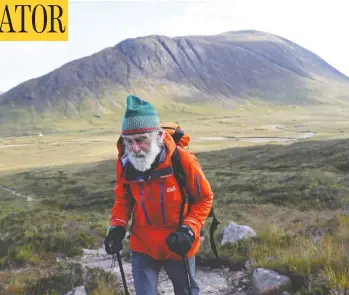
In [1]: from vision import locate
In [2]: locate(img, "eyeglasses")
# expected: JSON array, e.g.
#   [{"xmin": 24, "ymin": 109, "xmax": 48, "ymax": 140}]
[{"xmin": 123, "ymin": 135, "xmax": 149, "ymax": 146}]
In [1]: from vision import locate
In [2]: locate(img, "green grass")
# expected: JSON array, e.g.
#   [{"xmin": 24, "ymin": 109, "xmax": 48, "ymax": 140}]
[
  {"xmin": 1, "ymin": 137, "xmax": 349, "ymax": 293},
  {"xmin": 1, "ymin": 104, "xmax": 349, "ymax": 293},
  {"xmin": 0, "ymin": 262, "xmax": 122, "ymax": 295},
  {"xmin": 195, "ymin": 139, "xmax": 349, "ymax": 293},
  {"xmin": 1, "ymin": 98, "xmax": 349, "ymax": 139},
  {"xmin": 2, "ymin": 102, "xmax": 349, "ymax": 174},
  {"xmin": 0, "ymin": 209, "xmax": 107, "ymax": 263}
]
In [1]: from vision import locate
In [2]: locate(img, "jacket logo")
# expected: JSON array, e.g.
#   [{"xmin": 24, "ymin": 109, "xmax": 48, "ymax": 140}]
[{"xmin": 167, "ymin": 185, "xmax": 176, "ymax": 192}]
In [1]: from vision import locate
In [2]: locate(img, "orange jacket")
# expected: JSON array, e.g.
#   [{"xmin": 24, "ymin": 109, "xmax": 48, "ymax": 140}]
[{"xmin": 110, "ymin": 132, "xmax": 214, "ymax": 260}]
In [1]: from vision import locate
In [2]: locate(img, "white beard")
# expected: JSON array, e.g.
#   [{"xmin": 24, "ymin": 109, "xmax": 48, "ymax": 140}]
[{"xmin": 127, "ymin": 137, "xmax": 163, "ymax": 172}]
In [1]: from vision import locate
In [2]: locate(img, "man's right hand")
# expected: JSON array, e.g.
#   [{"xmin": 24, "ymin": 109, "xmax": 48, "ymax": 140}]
[{"xmin": 104, "ymin": 226, "xmax": 126, "ymax": 255}]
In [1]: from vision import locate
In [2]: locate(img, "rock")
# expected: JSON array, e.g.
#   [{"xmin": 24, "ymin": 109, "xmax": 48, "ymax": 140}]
[
  {"xmin": 221, "ymin": 222, "xmax": 257, "ymax": 246},
  {"xmin": 251, "ymin": 268, "xmax": 292, "ymax": 295},
  {"xmin": 244, "ymin": 258, "xmax": 252, "ymax": 270},
  {"xmin": 65, "ymin": 286, "xmax": 87, "ymax": 295}
]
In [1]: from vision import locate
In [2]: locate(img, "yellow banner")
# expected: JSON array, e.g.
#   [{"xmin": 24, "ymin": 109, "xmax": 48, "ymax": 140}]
[{"xmin": 0, "ymin": 0, "xmax": 68, "ymax": 41}]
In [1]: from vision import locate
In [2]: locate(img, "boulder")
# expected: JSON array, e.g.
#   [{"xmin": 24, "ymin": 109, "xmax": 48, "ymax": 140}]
[
  {"xmin": 251, "ymin": 268, "xmax": 292, "ymax": 295},
  {"xmin": 221, "ymin": 221, "xmax": 256, "ymax": 245}
]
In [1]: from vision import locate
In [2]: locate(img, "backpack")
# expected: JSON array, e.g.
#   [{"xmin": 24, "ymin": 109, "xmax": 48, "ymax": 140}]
[{"xmin": 160, "ymin": 121, "xmax": 221, "ymax": 259}]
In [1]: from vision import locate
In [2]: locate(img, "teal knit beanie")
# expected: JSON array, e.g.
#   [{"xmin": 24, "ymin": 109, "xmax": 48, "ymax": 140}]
[{"xmin": 121, "ymin": 94, "xmax": 161, "ymax": 135}]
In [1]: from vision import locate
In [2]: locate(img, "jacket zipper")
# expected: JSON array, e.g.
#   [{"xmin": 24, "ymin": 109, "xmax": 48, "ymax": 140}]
[
  {"xmin": 160, "ymin": 182, "xmax": 165, "ymax": 224},
  {"xmin": 140, "ymin": 183, "xmax": 151, "ymax": 225},
  {"xmin": 195, "ymin": 174, "xmax": 201, "ymax": 196}
]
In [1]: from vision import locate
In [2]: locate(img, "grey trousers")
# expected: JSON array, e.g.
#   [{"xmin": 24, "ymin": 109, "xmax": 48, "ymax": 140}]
[{"xmin": 130, "ymin": 251, "xmax": 200, "ymax": 295}]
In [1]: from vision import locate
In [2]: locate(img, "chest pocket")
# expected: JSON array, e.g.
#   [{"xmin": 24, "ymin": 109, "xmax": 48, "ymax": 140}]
[
  {"xmin": 129, "ymin": 175, "xmax": 183, "ymax": 228},
  {"xmin": 160, "ymin": 176, "xmax": 183, "ymax": 227}
]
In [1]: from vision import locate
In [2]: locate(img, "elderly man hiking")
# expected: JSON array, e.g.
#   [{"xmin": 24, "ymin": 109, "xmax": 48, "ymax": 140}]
[{"xmin": 104, "ymin": 94, "xmax": 214, "ymax": 295}]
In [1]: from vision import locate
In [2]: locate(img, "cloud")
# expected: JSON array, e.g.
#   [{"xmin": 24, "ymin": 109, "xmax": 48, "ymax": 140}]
[
  {"xmin": 0, "ymin": 1, "xmax": 188, "ymax": 91},
  {"xmin": 163, "ymin": 0, "xmax": 349, "ymax": 76},
  {"xmin": 0, "ymin": 0, "xmax": 348, "ymax": 92},
  {"xmin": 70, "ymin": 0, "xmax": 206, "ymax": 2}
]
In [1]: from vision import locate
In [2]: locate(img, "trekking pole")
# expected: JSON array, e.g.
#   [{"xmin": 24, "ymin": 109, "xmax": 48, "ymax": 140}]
[
  {"xmin": 182, "ymin": 254, "xmax": 193, "ymax": 295},
  {"xmin": 116, "ymin": 251, "xmax": 130, "ymax": 295}
]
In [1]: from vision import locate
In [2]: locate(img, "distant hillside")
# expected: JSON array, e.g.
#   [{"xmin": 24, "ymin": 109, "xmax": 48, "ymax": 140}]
[{"xmin": 1, "ymin": 30, "xmax": 349, "ymax": 136}]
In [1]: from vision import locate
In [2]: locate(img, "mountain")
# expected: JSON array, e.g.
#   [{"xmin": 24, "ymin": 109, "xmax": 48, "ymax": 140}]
[{"xmin": 1, "ymin": 30, "xmax": 349, "ymax": 135}]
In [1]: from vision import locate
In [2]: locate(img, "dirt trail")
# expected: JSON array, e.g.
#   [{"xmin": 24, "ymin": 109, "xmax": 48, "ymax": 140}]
[
  {"xmin": 0, "ymin": 185, "xmax": 33, "ymax": 201},
  {"xmin": 81, "ymin": 247, "xmax": 250, "ymax": 295}
]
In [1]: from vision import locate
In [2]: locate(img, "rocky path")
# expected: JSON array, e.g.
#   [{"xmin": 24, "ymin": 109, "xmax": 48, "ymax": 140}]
[{"xmin": 81, "ymin": 247, "xmax": 250, "ymax": 295}]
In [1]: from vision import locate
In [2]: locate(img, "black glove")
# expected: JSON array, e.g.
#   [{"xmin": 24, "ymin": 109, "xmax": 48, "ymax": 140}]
[
  {"xmin": 104, "ymin": 226, "xmax": 126, "ymax": 255},
  {"xmin": 166, "ymin": 225, "xmax": 195, "ymax": 256}
]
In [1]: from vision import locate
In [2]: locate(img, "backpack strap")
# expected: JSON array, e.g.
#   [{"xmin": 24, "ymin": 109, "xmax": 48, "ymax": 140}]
[
  {"xmin": 170, "ymin": 146, "xmax": 220, "ymax": 259},
  {"xmin": 170, "ymin": 146, "xmax": 188, "ymax": 228}
]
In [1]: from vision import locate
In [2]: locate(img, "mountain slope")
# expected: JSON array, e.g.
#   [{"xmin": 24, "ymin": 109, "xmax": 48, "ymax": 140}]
[
  {"xmin": 1, "ymin": 30, "xmax": 349, "ymax": 110},
  {"xmin": 1, "ymin": 30, "xmax": 349, "ymax": 136}
]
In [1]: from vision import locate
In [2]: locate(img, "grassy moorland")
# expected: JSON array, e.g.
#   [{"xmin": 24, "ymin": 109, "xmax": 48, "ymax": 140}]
[{"xmin": 1, "ymin": 103, "xmax": 349, "ymax": 294}]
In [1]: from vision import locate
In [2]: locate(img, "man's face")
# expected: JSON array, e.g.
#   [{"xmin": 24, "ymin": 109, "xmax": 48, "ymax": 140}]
[
  {"xmin": 122, "ymin": 131, "xmax": 163, "ymax": 172},
  {"xmin": 123, "ymin": 133, "xmax": 153, "ymax": 155}
]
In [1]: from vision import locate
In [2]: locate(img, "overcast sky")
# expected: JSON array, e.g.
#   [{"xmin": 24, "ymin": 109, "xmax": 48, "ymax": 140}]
[{"xmin": 0, "ymin": 0, "xmax": 348, "ymax": 92}]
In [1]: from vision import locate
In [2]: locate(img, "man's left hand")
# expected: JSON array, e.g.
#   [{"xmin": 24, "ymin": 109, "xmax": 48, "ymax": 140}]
[{"xmin": 166, "ymin": 225, "xmax": 195, "ymax": 256}]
